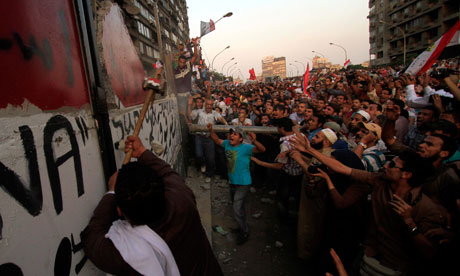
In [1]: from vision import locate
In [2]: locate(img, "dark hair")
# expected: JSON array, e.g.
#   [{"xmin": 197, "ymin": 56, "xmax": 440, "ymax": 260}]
[
  {"xmin": 314, "ymin": 114, "xmax": 327, "ymax": 127},
  {"xmin": 431, "ymin": 120, "xmax": 458, "ymax": 138},
  {"xmin": 398, "ymin": 150, "xmax": 435, "ymax": 187},
  {"xmin": 115, "ymin": 162, "xmax": 165, "ymax": 225},
  {"xmin": 274, "ymin": 104, "xmax": 286, "ymax": 112},
  {"xmin": 391, "ymin": 98, "xmax": 405, "ymax": 111},
  {"xmin": 272, "ymin": 117, "xmax": 294, "ymax": 132},
  {"xmin": 178, "ymin": 55, "xmax": 187, "ymax": 61},
  {"xmin": 422, "ymin": 105, "xmax": 440, "ymax": 120},
  {"xmin": 430, "ymin": 133, "xmax": 457, "ymax": 158}
]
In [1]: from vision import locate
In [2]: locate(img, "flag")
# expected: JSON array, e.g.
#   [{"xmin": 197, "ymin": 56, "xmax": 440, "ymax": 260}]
[
  {"xmin": 200, "ymin": 20, "xmax": 215, "ymax": 37},
  {"xmin": 249, "ymin": 68, "xmax": 256, "ymax": 80},
  {"xmin": 303, "ymin": 63, "xmax": 311, "ymax": 98},
  {"xmin": 344, "ymin": 59, "xmax": 350, "ymax": 67},
  {"xmin": 405, "ymin": 19, "xmax": 460, "ymax": 75}
]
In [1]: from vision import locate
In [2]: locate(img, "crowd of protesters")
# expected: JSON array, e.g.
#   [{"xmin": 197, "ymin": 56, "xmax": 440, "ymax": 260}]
[{"xmin": 184, "ymin": 55, "xmax": 460, "ymax": 275}]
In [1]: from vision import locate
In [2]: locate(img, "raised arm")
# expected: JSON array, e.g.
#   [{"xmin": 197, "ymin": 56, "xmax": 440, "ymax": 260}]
[
  {"xmin": 290, "ymin": 135, "xmax": 352, "ymax": 176},
  {"xmin": 248, "ymin": 132, "xmax": 265, "ymax": 153},
  {"xmin": 207, "ymin": 123, "xmax": 223, "ymax": 146},
  {"xmin": 190, "ymin": 37, "xmax": 199, "ymax": 65}
]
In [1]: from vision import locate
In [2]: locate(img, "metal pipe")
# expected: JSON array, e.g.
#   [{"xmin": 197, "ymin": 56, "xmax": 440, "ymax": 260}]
[{"xmin": 188, "ymin": 124, "xmax": 279, "ymax": 134}]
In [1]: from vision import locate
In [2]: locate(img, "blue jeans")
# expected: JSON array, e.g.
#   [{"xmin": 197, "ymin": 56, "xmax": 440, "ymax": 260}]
[
  {"xmin": 230, "ymin": 184, "xmax": 250, "ymax": 233},
  {"xmin": 194, "ymin": 135, "xmax": 215, "ymax": 177}
]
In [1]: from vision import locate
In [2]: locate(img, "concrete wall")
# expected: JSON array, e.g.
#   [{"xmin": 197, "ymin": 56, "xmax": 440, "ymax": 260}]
[{"xmin": 0, "ymin": 1, "xmax": 183, "ymax": 275}]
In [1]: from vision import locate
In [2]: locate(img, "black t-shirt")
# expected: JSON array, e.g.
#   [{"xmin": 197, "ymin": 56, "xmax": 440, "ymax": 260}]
[{"xmin": 174, "ymin": 61, "xmax": 192, "ymax": 93}]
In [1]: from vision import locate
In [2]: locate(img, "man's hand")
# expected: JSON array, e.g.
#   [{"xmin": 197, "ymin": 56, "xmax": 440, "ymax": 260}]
[
  {"xmin": 248, "ymin": 132, "xmax": 256, "ymax": 142},
  {"xmin": 204, "ymin": 80, "xmax": 211, "ymax": 88},
  {"xmin": 207, "ymin": 123, "xmax": 213, "ymax": 132},
  {"xmin": 401, "ymin": 74, "xmax": 416, "ymax": 86},
  {"xmin": 108, "ymin": 171, "xmax": 119, "ymax": 192},
  {"xmin": 388, "ymin": 194, "xmax": 412, "ymax": 221},
  {"xmin": 125, "ymin": 136, "xmax": 147, "ymax": 158},
  {"xmin": 290, "ymin": 134, "xmax": 310, "ymax": 153}
]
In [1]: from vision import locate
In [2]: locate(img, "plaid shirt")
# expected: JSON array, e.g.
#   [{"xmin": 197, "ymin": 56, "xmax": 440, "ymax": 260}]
[{"xmin": 279, "ymin": 134, "xmax": 304, "ymax": 176}]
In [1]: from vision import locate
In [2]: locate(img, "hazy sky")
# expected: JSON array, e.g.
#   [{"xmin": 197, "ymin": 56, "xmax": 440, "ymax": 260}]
[{"xmin": 187, "ymin": 0, "xmax": 370, "ymax": 79}]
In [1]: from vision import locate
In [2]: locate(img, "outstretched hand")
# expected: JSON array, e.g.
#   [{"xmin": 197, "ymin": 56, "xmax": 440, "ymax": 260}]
[{"xmin": 290, "ymin": 135, "xmax": 311, "ymax": 153}]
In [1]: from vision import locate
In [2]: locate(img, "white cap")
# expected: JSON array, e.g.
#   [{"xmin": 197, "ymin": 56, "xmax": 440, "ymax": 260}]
[
  {"xmin": 356, "ymin": 110, "xmax": 370, "ymax": 121},
  {"xmin": 321, "ymin": 128, "xmax": 338, "ymax": 144}
]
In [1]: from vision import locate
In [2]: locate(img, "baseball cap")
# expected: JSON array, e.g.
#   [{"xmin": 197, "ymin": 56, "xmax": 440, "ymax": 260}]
[{"xmin": 358, "ymin": 122, "xmax": 382, "ymax": 139}]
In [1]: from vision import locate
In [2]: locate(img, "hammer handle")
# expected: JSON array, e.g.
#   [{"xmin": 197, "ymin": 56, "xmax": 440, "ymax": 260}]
[{"xmin": 123, "ymin": 89, "xmax": 155, "ymax": 164}]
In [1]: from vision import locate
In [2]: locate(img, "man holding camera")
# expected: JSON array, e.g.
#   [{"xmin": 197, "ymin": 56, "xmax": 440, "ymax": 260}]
[{"xmin": 289, "ymin": 128, "xmax": 337, "ymax": 260}]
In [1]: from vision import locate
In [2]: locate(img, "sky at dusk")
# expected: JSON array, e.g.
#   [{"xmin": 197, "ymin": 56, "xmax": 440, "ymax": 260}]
[{"xmin": 187, "ymin": 0, "xmax": 370, "ymax": 79}]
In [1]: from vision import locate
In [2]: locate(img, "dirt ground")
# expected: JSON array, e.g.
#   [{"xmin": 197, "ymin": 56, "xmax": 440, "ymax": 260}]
[{"xmin": 209, "ymin": 177, "xmax": 316, "ymax": 276}]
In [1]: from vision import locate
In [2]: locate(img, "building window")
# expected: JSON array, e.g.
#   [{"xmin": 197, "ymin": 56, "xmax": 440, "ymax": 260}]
[
  {"xmin": 154, "ymin": 49, "xmax": 160, "ymax": 59},
  {"xmin": 139, "ymin": 42, "xmax": 145, "ymax": 54},
  {"xmin": 146, "ymin": 45, "xmax": 153, "ymax": 57},
  {"xmin": 137, "ymin": 21, "xmax": 151, "ymax": 39}
]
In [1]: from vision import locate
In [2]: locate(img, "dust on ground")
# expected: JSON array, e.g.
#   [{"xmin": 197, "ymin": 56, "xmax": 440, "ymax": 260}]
[{"xmin": 199, "ymin": 173, "xmax": 315, "ymax": 276}]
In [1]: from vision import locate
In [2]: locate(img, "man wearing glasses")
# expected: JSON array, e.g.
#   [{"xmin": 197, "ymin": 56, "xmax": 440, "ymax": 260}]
[{"xmin": 290, "ymin": 136, "xmax": 447, "ymax": 275}]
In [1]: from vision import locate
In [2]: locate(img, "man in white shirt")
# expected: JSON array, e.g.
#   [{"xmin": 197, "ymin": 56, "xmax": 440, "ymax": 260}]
[{"xmin": 189, "ymin": 98, "xmax": 227, "ymax": 183}]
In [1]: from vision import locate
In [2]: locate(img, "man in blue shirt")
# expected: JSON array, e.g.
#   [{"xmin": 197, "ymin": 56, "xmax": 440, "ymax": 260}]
[{"xmin": 208, "ymin": 124, "xmax": 265, "ymax": 244}]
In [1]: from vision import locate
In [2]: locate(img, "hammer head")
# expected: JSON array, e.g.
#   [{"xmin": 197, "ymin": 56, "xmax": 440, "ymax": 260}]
[{"xmin": 143, "ymin": 77, "xmax": 165, "ymax": 96}]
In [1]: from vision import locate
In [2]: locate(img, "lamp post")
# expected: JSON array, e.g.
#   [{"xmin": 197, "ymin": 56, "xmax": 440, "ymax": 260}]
[
  {"xmin": 289, "ymin": 63, "xmax": 299, "ymax": 76},
  {"xmin": 221, "ymin": 57, "xmax": 235, "ymax": 75},
  {"xmin": 380, "ymin": 20, "xmax": 406, "ymax": 65},
  {"xmin": 211, "ymin": 45, "xmax": 230, "ymax": 71},
  {"xmin": 227, "ymin": 62, "xmax": 238, "ymax": 76},
  {"xmin": 227, "ymin": 63, "xmax": 237, "ymax": 76},
  {"xmin": 329, "ymin": 42, "xmax": 348, "ymax": 63},
  {"xmin": 295, "ymin": 60, "xmax": 305, "ymax": 73},
  {"xmin": 214, "ymin": 12, "xmax": 233, "ymax": 24}
]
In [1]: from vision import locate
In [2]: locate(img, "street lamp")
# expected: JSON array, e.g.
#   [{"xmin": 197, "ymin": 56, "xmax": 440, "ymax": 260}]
[
  {"xmin": 289, "ymin": 63, "xmax": 299, "ymax": 76},
  {"xmin": 214, "ymin": 12, "xmax": 233, "ymax": 24},
  {"xmin": 295, "ymin": 60, "xmax": 305, "ymax": 72},
  {"xmin": 211, "ymin": 45, "xmax": 230, "ymax": 71},
  {"xmin": 227, "ymin": 63, "xmax": 238, "ymax": 76},
  {"xmin": 329, "ymin": 42, "xmax": 348, "ymax": 63},
  {"xmin": 312, "ymin": 50, "xmax": 325, "ymax": 58},
  {"xmin": 380, "ymin": 20, "xmax": 406, "ymax": 65},
  {"xmin": 221, "ymin": 57, "xmax": 235, "ymax": 75}
]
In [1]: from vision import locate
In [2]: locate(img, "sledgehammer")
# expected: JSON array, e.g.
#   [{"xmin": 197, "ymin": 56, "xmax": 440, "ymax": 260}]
[{"xmin": 123, "ymin": 63, "xmax": 165, "ymax": 164}]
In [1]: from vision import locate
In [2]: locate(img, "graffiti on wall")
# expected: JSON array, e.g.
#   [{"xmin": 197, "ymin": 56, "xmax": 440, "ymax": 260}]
[
  {"xmin": 0, "ymin": 113, "xmax": 106, "ymax": 275},
  {"xmin": 0, "ymin": 0, "xmax": 90, "ymax": 110},
  {"xmin": 110, "ymin": 98, "xmax": 182, "ymax": 165},
  {"xmin": 101, "ymin": 4, "xmax": 146, "ymax": 108}
]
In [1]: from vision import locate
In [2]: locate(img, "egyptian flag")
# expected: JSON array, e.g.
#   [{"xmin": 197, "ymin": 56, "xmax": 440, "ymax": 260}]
[
  {"xmin": 344, "ymin": 59, "xmax": 351, "ymax": 68},
  {"xmin": 406, "ymin": 19, "xmax": 460, "ymax": 75},
  {"xmin": 249, "ymin": 68, "xmax": 256, "ymax": 80},
  {"xmin": 200, "ymin": 20, "xmax": 215, "ymax": 37},
  {"xmin": 303, "ymin": 63, "xmax": 311, "ymax": 98}
]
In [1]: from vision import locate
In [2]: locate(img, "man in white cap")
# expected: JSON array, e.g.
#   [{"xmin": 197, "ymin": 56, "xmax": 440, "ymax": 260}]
[
  {"xmin": 347, "ymin": 110, "xmax": 370, "ymax": 148},
  {"xmin": 289, "ymin": 128, "xmax": 337, "ymax": 260}
]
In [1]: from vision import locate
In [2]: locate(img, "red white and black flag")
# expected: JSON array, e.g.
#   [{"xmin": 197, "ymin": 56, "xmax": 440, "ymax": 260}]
[
  {"xmin": 405, "ymin": 19, "xmax": 460, "ymax": 75},
  {"xmin": 343, "ymin": 59, "xmax": 351, "ymax": 68},
  {"xmin": 200, "ymin": 20, "xmax": 215, "ymax": 37}
]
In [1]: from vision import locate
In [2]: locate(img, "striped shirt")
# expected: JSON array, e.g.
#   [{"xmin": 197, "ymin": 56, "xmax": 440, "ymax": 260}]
[{"xmin": 361, "ymin": 146, "xmax": 386, "ymax": 172}]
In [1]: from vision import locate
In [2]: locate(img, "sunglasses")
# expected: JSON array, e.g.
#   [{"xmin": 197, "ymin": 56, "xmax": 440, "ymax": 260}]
[{"xmin": 387, "ymin": 160, "xmax": 403, "ymax": 169}]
